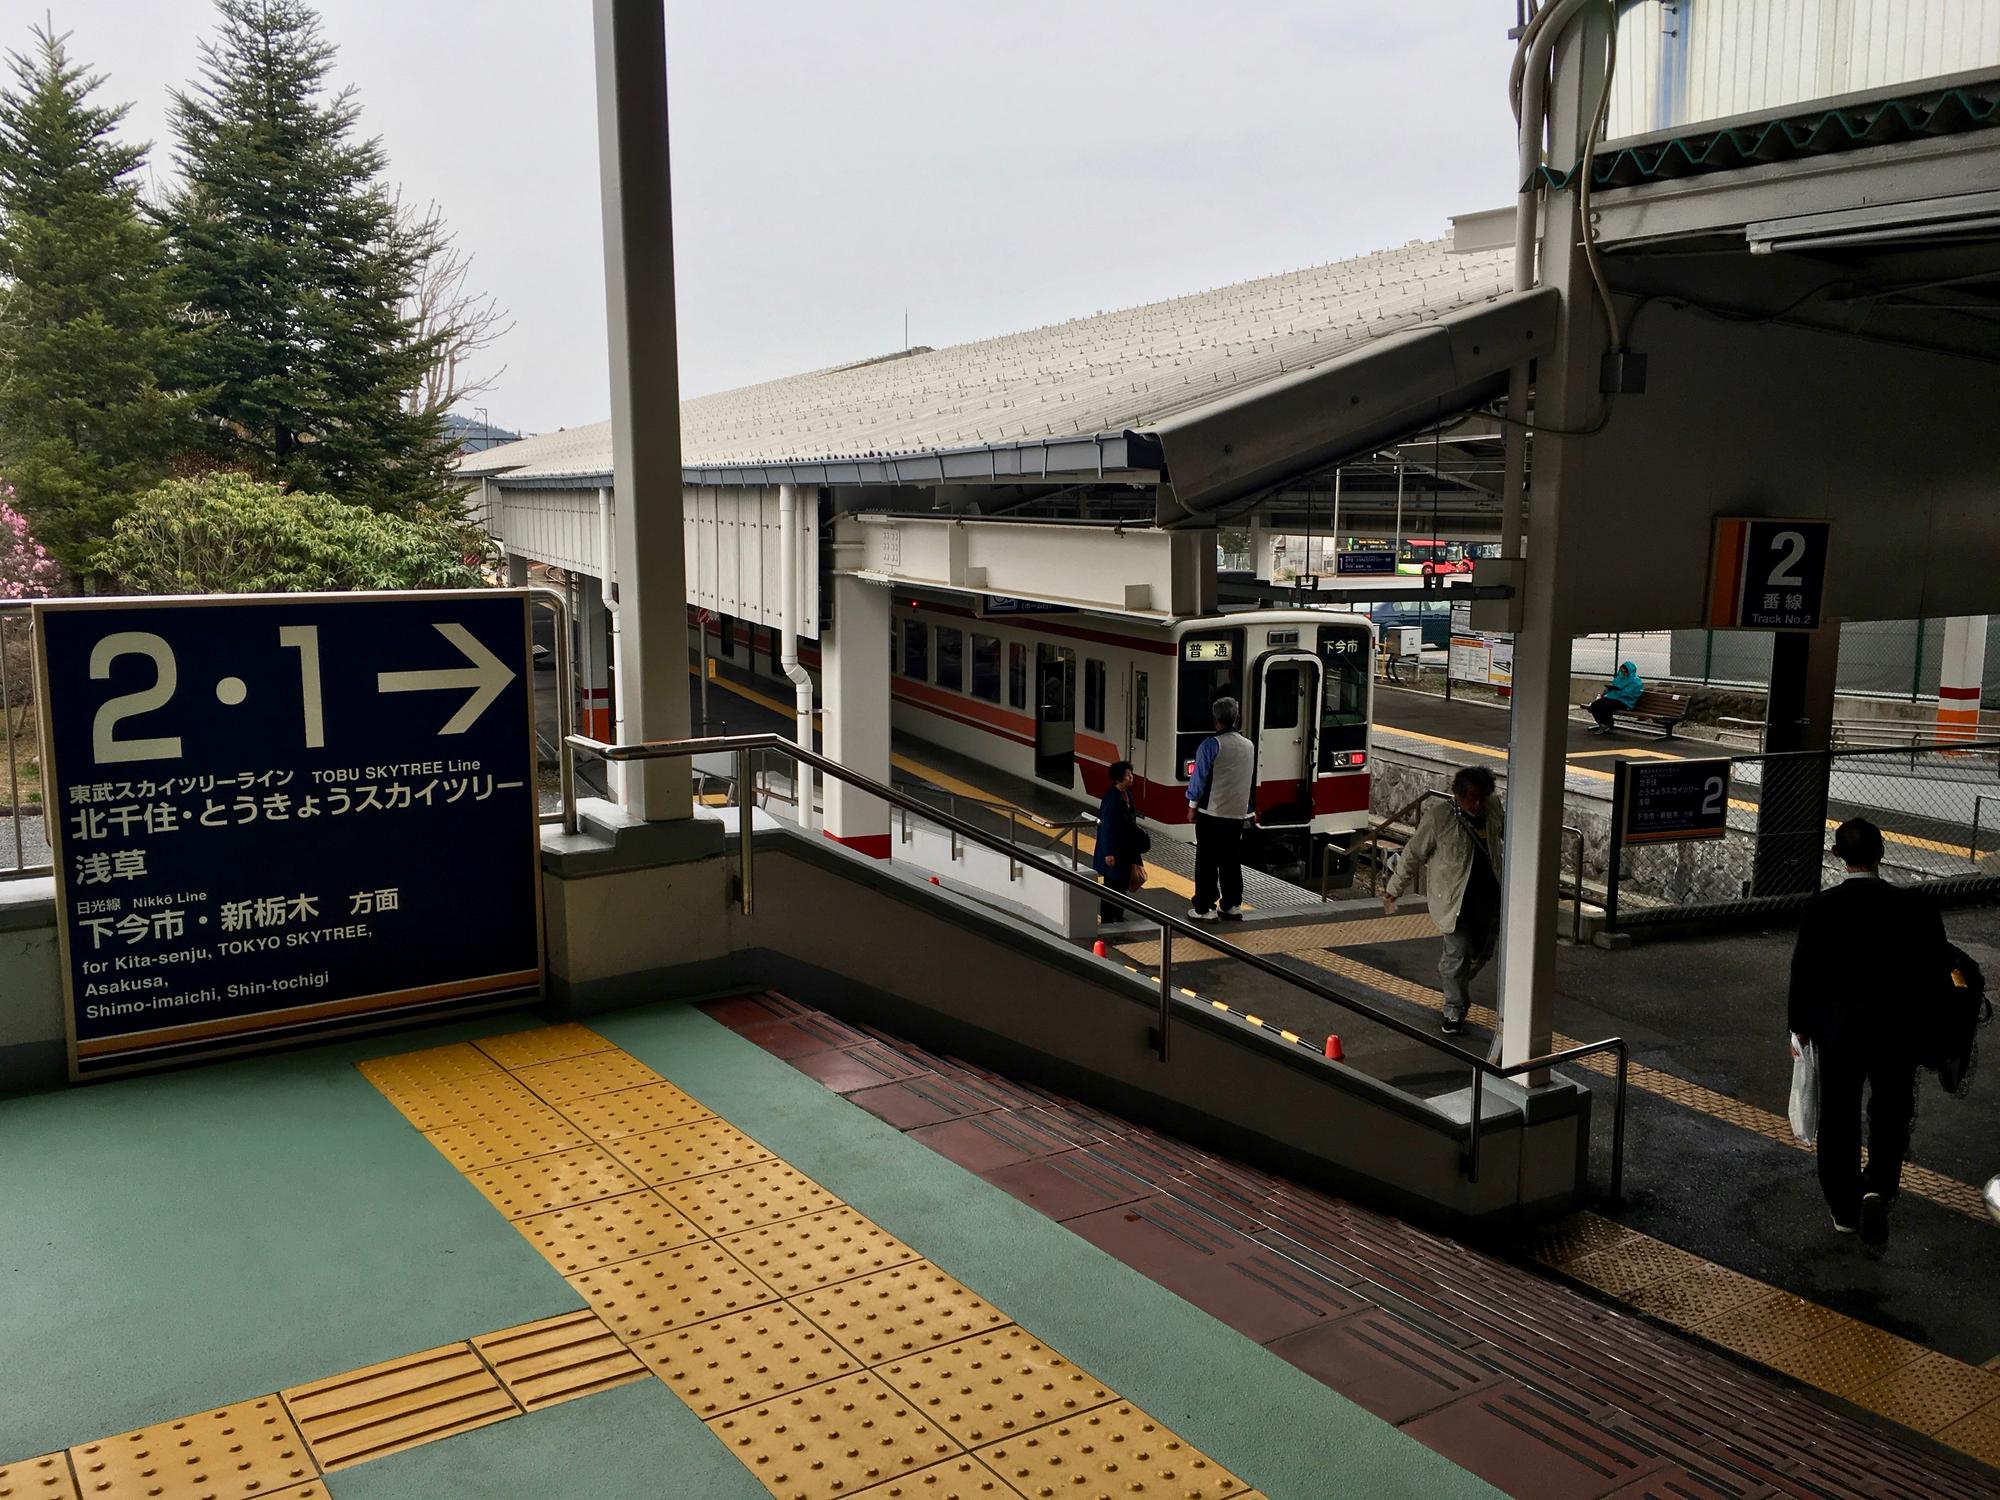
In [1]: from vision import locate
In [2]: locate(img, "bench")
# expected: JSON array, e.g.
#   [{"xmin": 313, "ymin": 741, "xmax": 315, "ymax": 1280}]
[{"xmin": 1597, "ymin": 688, "xmax": 1691, "ymax": 738}]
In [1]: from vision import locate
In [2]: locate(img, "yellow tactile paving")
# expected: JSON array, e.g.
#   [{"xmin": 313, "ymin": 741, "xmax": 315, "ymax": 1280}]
[
  {"xmin": 1519, "ymin": 1211, "xmax": 1636, "ymax": 1269},
  {"xmin": 471, "ymin": 1310, "xmax": 649, "ymax": 1411},
  {"xmin": 463, "ymin": 1143, "xmax": 646, "ymax": 1220},
  {"xmin": 283, "ymin": 1342, "xmax": 517, "ymax": 1471},
  {"xmin": 854, "ymin": 1456, "xmax": 1023, "ymax": 1498},
  {"xmin": 605, "ymin": 1118, "xmax": 777, "ymax": 1185},
  {"xmin": 976, "ymin": 1400, "xmax": 1250, "ymax": 1499},
  {"xmin": 357, "ymin": 1041, "xmax": 501, "ymax": 1089},
  {"xmin": 661, "ymin": 1161, "xmax": 846, "ymax": 1237},
  {"xmin": 473, "ymin": 1024, "xmax": 614, "ymax": 1070},
  {"xmin": 556, "ymin": 1081, "xmax": 715, "ymax": 1139},
  {"xmin": 1689, "ymin": 1289, "xmax": 1845, "ymax": 1364},
  {"xmin": 879, "ymin": 1327, "xmax": 1115, "ymax": 1448},
  {"xmin": 513, "ymin": 1050, "xmax": 666, "ymax": 1104},
  {"xmin": 1769, "ymin": 1320, "xmax": 1931, "ymax": 1401},
  {"xmin": 1938, "ymin": 1397, "xmax": 2000, "ymax": 1467},
  {"xmin": 0, "ymin": 1454, "xmax": 77, "ymax": 1499},
  {"xmin": 717, "ymin": 1205, "xmax": 922, "ymax": 1297},
  {"xmin": 1620, "ymin": 1262, "xmax": 1774, "ymax": 1326},
  {"xmin": 636, "ymin": 1304, "xmax": 858, "ymax": 1417},
  {"xmin": 68, "ymin": 1399, "xmax": 316, "ymax": 1499},
  {"xmin": 707, "ymin": 1370, "xmax": 961, "ymax": 1498},
  {"xmin": 364, "ymin": 1070, "xmax": 543, "ymax": 1133},
  {"xmin": 792, "ymin": 1261, "xmax": 1012, "ymax": 1367},
  {"xmin": 1561, "ymin": 1236, "xmax": 1708, "ymax": 1299},
  {"xmin": 568, "ymin": 1241, "xmax": 780, "ymax": 1340},
  {"xmin": 514, "ymin": 1189, "xmax": 707, "ymax": 1274},
  {"xmin": 423, "ymin": 1101, "xmax": 591, "ymax": 1172},
  {"xmin": 1851, "ymin": 1351, "xmax": 2000, "ymax": 1436}
]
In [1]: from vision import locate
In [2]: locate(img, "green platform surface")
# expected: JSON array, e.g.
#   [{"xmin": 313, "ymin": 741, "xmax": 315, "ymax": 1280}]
[
  {"xmin": 596, "ymin": 1004, "xmax": 1499, "ymax": 1500},
  {"xmin": 0, "ymin": 1020, "xmax": 582, "ymax": 1461}
]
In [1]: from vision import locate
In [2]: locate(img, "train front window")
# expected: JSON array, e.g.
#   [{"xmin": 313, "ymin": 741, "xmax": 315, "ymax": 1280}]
[
  {"xmin": 1176, "ymin": 629, "xmax": 1243, "ymax": 779},
  {"xmin": 1316, "ymin": 624, "xmax": 1370, "ymax": 766}
]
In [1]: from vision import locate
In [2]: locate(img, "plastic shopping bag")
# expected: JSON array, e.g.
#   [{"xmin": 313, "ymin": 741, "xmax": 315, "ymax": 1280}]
[{"xmin": 1789, "ymin": 1034, "xmax": 1820, "ymax": 1145}]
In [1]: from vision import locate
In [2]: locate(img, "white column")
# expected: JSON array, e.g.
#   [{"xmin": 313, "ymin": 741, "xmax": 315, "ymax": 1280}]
[
  {"xmin": 593, "ymin": 0, "xmax": 690, "ymax": 820},
  {"xmin": 1249, "ymin": 514, "xmax": 1270, "ymax": 581},
  {"xmin": 1937, "ymin": 616, "xmax": 1988, "ymax": 743},
  {"xmin": 505, "ymin": 553, "xmax": 529, "ymax": 587},
  {"xmin": 823, "ymin": 573, "xmax": 892, "ymax": 856},
  {"xmin": 1494, "ymin": 5, "xmax": 1609, "ymax": 1075}
]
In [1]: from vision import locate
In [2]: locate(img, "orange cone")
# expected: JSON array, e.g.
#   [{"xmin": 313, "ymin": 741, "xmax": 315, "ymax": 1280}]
[
  {"xmin": 1091, "ymin": 939, "xmax": 1109, "ymax": 957},
  {"xmin": 1324, "ymin": 1035, "xmax": 1344, "ymax": 1061}
]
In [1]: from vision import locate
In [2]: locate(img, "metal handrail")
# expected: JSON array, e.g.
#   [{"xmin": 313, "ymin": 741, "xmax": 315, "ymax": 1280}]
[
  {"xmin": 1363, "ymin": 787, "xmax": 1453, "ymax": 895},
  {"xmin": 0, "ymin": 600, "xmax": 47, "ymax": 879},
  {"xmin": 566, "ymin": 728, "xmax": 1629, "ymax": 1199}
]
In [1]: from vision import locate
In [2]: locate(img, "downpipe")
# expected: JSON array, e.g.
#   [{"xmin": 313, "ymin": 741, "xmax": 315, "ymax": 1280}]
[{"xmin": 779, "ymin": 483, "xmax": 815, "ymax": 828}]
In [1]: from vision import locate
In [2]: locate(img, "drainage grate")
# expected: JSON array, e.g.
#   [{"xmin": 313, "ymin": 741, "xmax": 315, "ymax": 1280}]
[
  {"xmin": 463, "ymin": 1145, "xmax": 645, "ymax": 1220},
  {"xmin": 791, "ymin": 1261, "xmax": 1010, "ymax": 1367},
  {"xmin": 283, "ymin": 1343, "xmax": 517, "ymax": 1472},
  {"xmin": 473, "ymin": 1025, "xmax": 613, "ymax": 1070},
  {"xmin": 604, "ymin": 1119, "xmax": 775, "ymax": 1186},
  {"xmin": 514, "ymin": 1189, "xmax": 705, "ymax": 1275},
  {"xmin": 471, "ymin": 1310, "xmax": 648, "ymax": 1412},
  {"xmin": 975, "ymin": 1400, "xmax": 1249, "ymax": 1499},
  {"xmin": 567, "ymin": 1241, "xmax": 779, "ymax": 1340},
  {"xmin": 705, "ymin": 1371, "xmax": 958, "ymax": 1498},
  {"xmin": 68, "ymin": 1399, "xmax": 316, "ymax": 1499},
  {"xmin": 556, "ymin": 1082, "xmax": 714, "ymax": 1140},
  {"xmin": 635, "ymin": 1304, "xmax": 857, "ymax": 1418},
  {"xmin": 878, "ymin": 1326, "xmax": 1114, "ymax": 1448},
  {"xmin": 716, "ymin": 1205, "xmax": 920, "ymax": 1297},
  {"xmin": 660, "ymin": 1162, "xmax": 843, "ymax": 1237}
]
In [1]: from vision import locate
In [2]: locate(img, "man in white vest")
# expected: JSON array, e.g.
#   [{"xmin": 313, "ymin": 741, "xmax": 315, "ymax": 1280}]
[
  {"xmin": 1187, "ymin": 696, "xmax": 1255, "ymax": 921},
  {"xmin": 1382, "ymin": 765, "xmax": 1505, "ymax": 1035}
]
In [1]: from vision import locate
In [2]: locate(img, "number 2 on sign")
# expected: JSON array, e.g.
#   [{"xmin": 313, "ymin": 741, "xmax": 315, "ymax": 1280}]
[
  {"xmin": 88, "ymin": 626, "xmax": 329, "ymax": 764},
  {"xmin": 1767, "ymin": 530, "xmax": 1807, "ymax": 589},
  {"xmin": 1702, "ymin": 775, "xmax": 1725, "ymax": 816}
]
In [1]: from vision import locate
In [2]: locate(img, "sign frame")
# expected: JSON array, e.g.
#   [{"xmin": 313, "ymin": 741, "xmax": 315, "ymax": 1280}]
[
  {"xmin": 33, "ymin": 587, "xmax": 546, "ymax": 1082},
  {"xmin": 1707, "ymin": 516, "xmax": 1831, "ymax": 632},
  {"xmin": 1618, "ymin": 756, "xmax": 1732, "ymax": 845}
]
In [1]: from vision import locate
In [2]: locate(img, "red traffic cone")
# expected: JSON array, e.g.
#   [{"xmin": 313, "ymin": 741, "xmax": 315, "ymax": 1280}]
[
  {"xmin": 1091, "ymin": 939, "xmax": 1109, "ymax": 958},
  {"xmin": 1324, "ymin": 1035, "xmax": 1344, "ymax": 1061}
]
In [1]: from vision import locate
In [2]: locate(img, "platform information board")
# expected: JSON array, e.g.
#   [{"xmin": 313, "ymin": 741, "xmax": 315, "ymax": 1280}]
[
  {"xmin": 1619, "ymin": 757, "xmax": 1732, "ymax": 845},
  {"xmin": 34, "ymin": 590, "xmax": 542, "ymax": 1077},
  {"xmin": 1335, "ymin": 549, "xmax": 1396, "ymax": 576}
]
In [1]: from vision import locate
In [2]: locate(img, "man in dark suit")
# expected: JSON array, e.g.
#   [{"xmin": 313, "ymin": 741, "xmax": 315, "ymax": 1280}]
[{"xmin": 1788, "ymin": 818, "xmax": 1949, "ymax": 1246}]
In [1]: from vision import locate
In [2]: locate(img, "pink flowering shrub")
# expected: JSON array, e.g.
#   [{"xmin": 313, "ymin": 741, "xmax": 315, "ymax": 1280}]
[{"xmin": 0, "ymin": 481, "xmax": 64, "ymax": 600}]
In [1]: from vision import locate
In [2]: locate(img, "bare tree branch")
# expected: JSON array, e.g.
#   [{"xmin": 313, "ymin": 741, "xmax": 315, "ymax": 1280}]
[{"xmin": 397, "ymin": 197, "xmax": 513, "ymax": 419}]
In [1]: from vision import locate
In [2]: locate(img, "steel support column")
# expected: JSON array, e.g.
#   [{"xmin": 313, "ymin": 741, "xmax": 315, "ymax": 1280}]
[{"xmin": 824, "ymin": 573, "xmax": 892, "ymax": 857}]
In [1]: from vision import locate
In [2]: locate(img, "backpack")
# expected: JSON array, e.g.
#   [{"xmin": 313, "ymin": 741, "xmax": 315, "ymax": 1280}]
[{"xmin": 1925, "ymin": 944, "xmax": 1991, "ymax": 1096}]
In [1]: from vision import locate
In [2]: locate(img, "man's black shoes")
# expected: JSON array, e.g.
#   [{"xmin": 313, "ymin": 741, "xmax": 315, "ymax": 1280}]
[{"xmin": 1859, "ymin": 1192, "xmax": 1889, "ymax": 1247}]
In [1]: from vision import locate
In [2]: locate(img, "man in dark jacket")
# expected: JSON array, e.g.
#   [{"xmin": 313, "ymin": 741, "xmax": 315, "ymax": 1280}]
[
  {"xmin": 1788, "ymin": 817, "xmax": 1950, "ymax": 1246},
  {"xmin": 1092, "ymin": 761, "xmax": 1148, "ymax": 923}
]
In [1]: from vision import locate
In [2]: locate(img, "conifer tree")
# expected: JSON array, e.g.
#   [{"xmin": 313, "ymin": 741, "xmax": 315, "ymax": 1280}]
[
  {"xmin": 0, "ymin": 25, "xmax": 196, "ymax": 577},
  {"xmin": 164, "ymin": 0, "xmax": 450, "ymax": 515}
]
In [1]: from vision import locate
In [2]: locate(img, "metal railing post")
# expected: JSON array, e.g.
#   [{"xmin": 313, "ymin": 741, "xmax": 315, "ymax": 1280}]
[
  {"xmin": 1610, "ymin": 1042, "xmax": 1629, "ymax": 1203},
  {"xmin": 1561, "ymin": 824, "xmax": 1584, "ymax": 943},
  {"xmin": 1, "ymin": 610, "xmax": 23, "ymax": 872},
  {"xmin": 1007, "ymin": 811, "xmax": 1019, "ymax": 881},
  {"xmin": 1605, "ymin": 761, "xmax": 1626, "ymax": 931},
  {"xmin": 736, "ymin": 747, "xmax": 754, "ymax": 915},
  {"xmin": 1154, "ymin": 919, "xmax": 1173, "ymax": 1062}
]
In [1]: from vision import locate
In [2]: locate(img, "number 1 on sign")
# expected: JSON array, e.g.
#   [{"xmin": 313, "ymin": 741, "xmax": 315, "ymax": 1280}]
[{"xmin": 279, "ymin": 625, "xmax": 326, "ymax": 749}]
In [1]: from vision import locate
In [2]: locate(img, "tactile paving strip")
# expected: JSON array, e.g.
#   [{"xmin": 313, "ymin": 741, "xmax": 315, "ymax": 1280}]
[
  {"xmin": 423, "ymin": 1102, "xmax": 590, "ymax": 1172},
  {"xmin": 605, "ymin": 1119, "xmax": 775, "ymax": 1185},
  {"xmin": 0, "ymin": 1454, "xmax": 77, "ymax": 1499},
  {"xmin": 792, "ymin": 1260, "xmax": 1012, "ymax": 1366},
  {"xmin": 1851, "ymin": 1351, "xmax": 2000, "ymax": 1435},
  {"xmin": 68, "ymin": 1399, "xmax": 316, "ymax": 1499},
  {"xmin": 514, "ymin": 1051, "xmax": 664, "ymax": 1105},
  {"xmin": 357, "ymin": 1042, "xmax": 501, "ymax": 1090},
  {"xmin": 514, "ymin": 1189, "xmax": 706, "ymax": 1274},
  {"xmin": 849, "ymin": 1456, "xmax": 1022, "ymax": 1498},
  {"xmin": 1623, "ymin": 1263, "xmax": 1774, "ymax": 1326},
  {"xmin": 363, "ymin": 1070, "xmax": 543, "ymax": 1133},
  {"xmin": 1561, "ymin": 1236, "xmax": 1708, "ymax": 1299},
  {"xmin": 705, "ymin": 1371, "xmax": 960, "ymax": 1498},
  {"xmin": 880, "ymin": 1326, "xmax": 1114, "ymax": 1447},
  {"xmin": 717, "ymin": 1205, "xmax": 921, "ymax": 1297},
  {"xmin": 557, "ymin": 1082, "xmax": 714, "ymax": 1140},
  {"xmin": 1688, "ymin": 1290, "xmax": 1845, "ymax": 1364},
  {"xmin": 1769, "ymin": 1321, "xmax": 1931, "ymax": 1400},
  {"xmin": 568, "ymin": 1241, "xmax": 780, "ymax": 1340},
  {"xmin": 976, "ymin": 1400, "xmax": 1248, "ymax": 1499},
  {"xmin": 473, "ymin": 1024, "xmax": 613, "ymax": 1070},
  {"xmin": 283, "ymin": 1343, "xmax": 518, "ymax": 1471},
  {"xmin": 661, "ymin": 1161, "xmax": 844, "ymax": 1237},
  {"xmin": 635, "ymin": 1304, "xmax": 857, "ymax": 1417},
  {"xmin": 463, "ymin": 1144, "xmax": 645, "ymax": 1219},
  {"xmin": 471, "ymin": 1310, "xmax": 648, "ymax": 1411},
  {"xmin": 1522, "ymin": 1210, "xmax": 1636, "ymax": 1270}
]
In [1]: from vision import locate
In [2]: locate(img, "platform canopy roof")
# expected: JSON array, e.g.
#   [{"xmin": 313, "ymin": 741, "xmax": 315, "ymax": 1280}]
[{"xmin": 459, "ymin": 235, "xmax": 1545, "ymax": 514}]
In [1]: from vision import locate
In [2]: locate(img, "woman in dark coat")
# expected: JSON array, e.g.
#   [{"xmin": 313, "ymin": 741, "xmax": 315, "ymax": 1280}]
[{"xmin": 1092, "ymin": 761, "xmax": 1149, "ymax": 923}]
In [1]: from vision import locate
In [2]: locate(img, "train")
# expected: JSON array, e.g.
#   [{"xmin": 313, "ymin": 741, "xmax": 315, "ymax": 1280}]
[{"xmin": 698, "ymin": 593, "xmax": 1376, "ymax": 865}]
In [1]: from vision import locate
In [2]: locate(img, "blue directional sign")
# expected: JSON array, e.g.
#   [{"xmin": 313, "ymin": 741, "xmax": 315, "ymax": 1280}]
[
  {"xmin": 1336, "ymin": 550, "xmax": 1396, "ymax": 576},
  {"xmin": 980, "ymin": 595, "xmax": 1077, "ymax": 616},
  {"xmin": 33, "ymin": 590, "xmax": 542, "ymax": 1077}
]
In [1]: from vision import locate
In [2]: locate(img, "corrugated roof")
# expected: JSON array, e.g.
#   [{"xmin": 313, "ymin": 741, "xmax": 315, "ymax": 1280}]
[{"xmin": 460, "ymin": 237, "xmax": 1515, "ymax": 485}]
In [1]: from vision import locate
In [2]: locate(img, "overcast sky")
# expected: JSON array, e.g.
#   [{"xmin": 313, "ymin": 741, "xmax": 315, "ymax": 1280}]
[{"xmin": 42, "ymin": 1, "xmax": 1521, "ymax": 434}]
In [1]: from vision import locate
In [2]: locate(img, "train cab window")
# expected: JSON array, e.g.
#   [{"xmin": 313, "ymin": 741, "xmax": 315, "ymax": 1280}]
[
  {"xmin": 1176, "ymin": 629, "xmax": 1244, "ymax": 779},
  {"xmin": 936, "ymin": 626, "xmax": 964, "ymax": 692},
  {"xmin": 1134, "ymin": 673, "xmax": 1148, "ymax": 741},
  {"xmin": 902, "ymin": 619, "xmax": 929, "ymax": 680},
  {"xmin": 970, "ymin": 634, "xmax": 1001, "ymax": 702},
  {"xmin": 1082, "ymin": 659, "xmax": 1106, "ymax": 732},
  {"xmin": 1264, "ymin": 665, "xmax": 1302, "ymax": 729},
  {"xmin": 1008, "ymin": 643, "xmax": 1027, "ymax": 709},
  {"xmin": 1316, "ymin": 623, "xmax": 1371, "ymax": 767}
]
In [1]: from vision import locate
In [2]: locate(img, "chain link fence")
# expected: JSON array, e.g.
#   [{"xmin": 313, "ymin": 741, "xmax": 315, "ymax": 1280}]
[
  {"xmin": 1667, "ymin": 618, "xmax": 2000, "ymax": 700},
  {"xmin": 1606, "ymin": 740, "xmax": 2000, "ymax": 930}
]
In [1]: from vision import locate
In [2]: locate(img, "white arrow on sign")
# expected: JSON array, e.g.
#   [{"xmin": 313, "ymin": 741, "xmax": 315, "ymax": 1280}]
[{"xmin": 377, "ymin": 622, "xmax": 517, "ymax": 734}]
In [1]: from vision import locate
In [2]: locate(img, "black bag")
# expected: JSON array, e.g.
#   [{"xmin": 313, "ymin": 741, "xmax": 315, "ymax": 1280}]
[{"xmin": 1925, "ymin": 944, "xmax": 1991, "ymax": 1097}]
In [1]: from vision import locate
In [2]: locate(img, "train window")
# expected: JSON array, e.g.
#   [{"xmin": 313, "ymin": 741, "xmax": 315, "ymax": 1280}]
[
  {"xmin": 1083, "ymin": 659, "xmax": 1106, "ymax": 732},
  {"xmin": 718, "ymin": 614, "xmax": 735, "ymax": 659},
  {"xmin": 936, "ymin": 626, "xmax": 965, "ymax": 691},
  {"xmin": 1316, "ymin": 624, "xmax": 1371, "ymax": 766},
  {"xmin": 1264, "ymin": 665, "xmax": 1302, "ymax": 729},
  {"xmin": 890, "ymin": 619, "xmax": 898, "ymax": 671},
  {"xmin": 902, "ymin": 620, "xmax": 929, "ymax": 680},
  {"xmin": 765, "ymin": 626, "xmax": 782, "ymax": 675},
  {"xmin": 1008, "ymin": 643, "xmax": 1027, "ymax": 708},
  {"xmin": 1134, "ymin": 673, "xmax": 1148, "ymax": 741},
  {"xmin": 1177, "ymin": 628, "xmax": 1244, "ymax": 780},
  {"xmin": 971, "ymin": 634, "xmax": 1001, "ymax": 702}
]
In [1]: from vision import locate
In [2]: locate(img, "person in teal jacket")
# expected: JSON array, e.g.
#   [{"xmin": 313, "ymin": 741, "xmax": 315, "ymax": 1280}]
[{"xmin": 1585, "ymin": 661, "xmax": 1644, "ymax": 734}]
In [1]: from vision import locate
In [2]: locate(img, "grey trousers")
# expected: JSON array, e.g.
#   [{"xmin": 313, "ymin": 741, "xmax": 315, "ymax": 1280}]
[{"xmin": 1438, "ymin": 916, "xmax": 1499, "ymax": 1023}]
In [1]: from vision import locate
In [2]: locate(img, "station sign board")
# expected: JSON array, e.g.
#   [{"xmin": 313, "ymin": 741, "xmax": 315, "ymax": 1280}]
[
  {"xmin": 1708, "ymin": 517, "xmax": 1830, "ymax": 631},
  {"xmin": 34, "ymin": 589, "xmax": 542, "ymax": 1078},
  {"xmin": 1619, "ymin": 757, "xmax": 1731, "ymax": 845},
  {"xmin": 979, "ymin": 595, "xmax": 1077, "ymax": 616},
  {"xmin": 1336, "ymin": 549, "xmax": 1396, "ymax": 576}
]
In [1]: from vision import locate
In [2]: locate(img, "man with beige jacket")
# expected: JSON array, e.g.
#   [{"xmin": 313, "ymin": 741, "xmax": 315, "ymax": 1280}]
[{"xmin": 1382, "ymin": 765, "xmax": 1505, "ymax": 1035}]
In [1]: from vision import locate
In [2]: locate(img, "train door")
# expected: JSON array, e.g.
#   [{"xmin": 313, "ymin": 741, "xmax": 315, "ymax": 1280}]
[
  {"xmin": 1255, "ymin": 653, "xmax": 1321, "ymax": 826},
  {"xmin": 1035, "ymin": 643, "xmax": 1076, "ymax": 785}
]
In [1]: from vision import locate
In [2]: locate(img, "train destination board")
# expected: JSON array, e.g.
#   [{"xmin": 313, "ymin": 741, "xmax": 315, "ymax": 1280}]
[
  {"xmin": 35, "ymin": 590, "xmax": 542, "ymax": 1077},
  {"xmin": 1619, "ymin": 757, "xmax": 1732, "ymax": 845}
]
